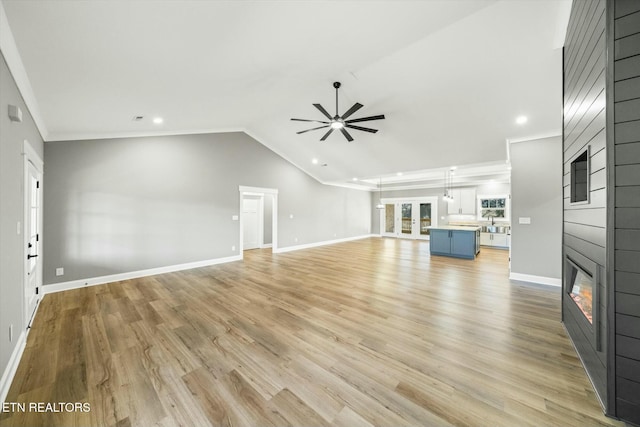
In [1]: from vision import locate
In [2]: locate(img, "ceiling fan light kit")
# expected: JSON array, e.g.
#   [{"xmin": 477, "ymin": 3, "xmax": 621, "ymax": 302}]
[{"xmin": 291, "ymin": 82, "xmax": 385, "ymax": 142}]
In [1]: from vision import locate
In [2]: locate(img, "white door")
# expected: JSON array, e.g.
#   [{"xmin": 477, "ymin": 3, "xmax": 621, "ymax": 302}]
[
  {"xmin": 382, "ymin": 200, "xmax": 433, "ymax": 240},
  {"xmin": 242, "ymin": 197, "xmax": 262, "ymax": 250},
  {"xmin": 25, "ymin": 160, "xmax": 41, "ymax": 325}
]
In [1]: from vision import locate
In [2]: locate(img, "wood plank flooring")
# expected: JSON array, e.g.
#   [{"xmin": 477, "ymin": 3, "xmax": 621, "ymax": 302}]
[{"xmin": 0, "ymin": 238, "xmax": 625, "ymax": 426}]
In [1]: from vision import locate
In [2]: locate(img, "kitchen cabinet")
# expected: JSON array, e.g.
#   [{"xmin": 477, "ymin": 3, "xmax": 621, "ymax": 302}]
[
  {"xmin": 480, "ymin": 232, "xmax": 509, "ymax": 248},
  {"xmin": 429, "ymin": 226, "xmax": 480, "ymax": 259},
  {"xmin": 447, "ymin": 188, "xmax": 476, "ymax": 215}
]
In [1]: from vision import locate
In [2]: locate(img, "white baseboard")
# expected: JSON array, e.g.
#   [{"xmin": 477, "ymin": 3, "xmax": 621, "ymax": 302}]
[
  {"xmin": 273, "ymin": 234, "xmax": 375, "ymax": 254},
  {"xmin": 43, "ymin": 254, "xmax": 243, "ymax": 295},
  {"xmin": 261, "ymin": 243, "xmax": 273, "ymax": 248},
  {"xmin": 0, "ymin": 330, "xmax": 27, "ymax": 405},
  {"xmin": 509, "ymin": 272, "xmax": 561, "ymax": 287}
]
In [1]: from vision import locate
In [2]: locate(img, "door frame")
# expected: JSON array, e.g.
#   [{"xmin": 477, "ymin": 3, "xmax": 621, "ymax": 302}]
[
  {"xmin": 238, "ymin": 186, "xmax": 278, "ymax": 255},
  {"xmin": 22, "ymin": 139, "xmax": 43, "ymax": 328},
  {"xmin": 379, "ymin": 196, "xmax": 439, "ymax": 240}
]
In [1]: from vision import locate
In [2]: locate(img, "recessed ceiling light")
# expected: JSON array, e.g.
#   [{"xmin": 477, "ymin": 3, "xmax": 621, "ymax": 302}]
[
  {"xmin": 396, "ymin": 172, "xmax": 403, "ymax": 176},
  {"xmin": 312, "ymin": 158, "xmax": 319, "ymax": 164},
  {"xmin": 352, "ymin": 177, "xmax": 358, "ymax": 181},
  {"xmin": 153, "ymin": 117, "xmax": 164, "ymax": 124},
  {"xmin": 450, "ymin": 166, "xmax": 457, "ymax": 170},
  {"xmin": 516, "ymin": 115, "xmax": 528, "ymax": 125}
]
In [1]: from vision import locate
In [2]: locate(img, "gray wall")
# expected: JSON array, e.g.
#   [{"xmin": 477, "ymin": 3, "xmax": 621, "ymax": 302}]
[
  {"xmin": 562, "ymin": 0, "xmax": 608, "ymax": 408},
  {"xmin": 611, "ymin": 0, "xmax": 640, "ymax": 422},
  {"xmin": 511, "ymin": 136, "xmax": 562, "ymax": 279},
  {"xmin": 0, "ymin": 52, "xmax": 44, "ymax": 391},
  {"xmin": 43, "ymin": 132, "xmax": 371, "ymax": 285}
]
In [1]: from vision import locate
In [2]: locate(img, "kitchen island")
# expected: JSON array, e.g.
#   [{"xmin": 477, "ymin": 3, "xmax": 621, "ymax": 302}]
[{"xmin": 427, "ymin": 226, "xmax": 481, "ymax": 260}]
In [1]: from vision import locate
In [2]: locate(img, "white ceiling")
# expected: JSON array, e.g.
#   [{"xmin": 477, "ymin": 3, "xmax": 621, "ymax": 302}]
[{"xmin": 1, "ymin": 0, "xmax": 569, "ymax": 188}]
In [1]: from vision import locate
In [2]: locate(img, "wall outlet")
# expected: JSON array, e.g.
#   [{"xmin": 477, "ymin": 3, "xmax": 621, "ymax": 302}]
[
  {"xmin": 9, "ymin": 324, "xmax": 13, "ymax": 343},
  {"xmin": 56, "ymin": 267, "xmax": 64, "ymax": 276},
  {"xmin": 289, "ymin": 214, "xmax": 294, "ymax": 219},
  {"xmin": 519, "ymin": 217, "xmax": 531, "ymax": 224},
  {"xmin": 232, "ymin": 215, "xmax": 239, "ymax": 221},
  {"xmin": 294, "ymin": 237, "xmax": 298, "ymax": 243},
  {"xmin": 232, "ymin": 245, "xmax": 236, "ymax": 251},
  {"xmin": 17, "ymin": 221, "xmax": 21, "ymax": 235}
]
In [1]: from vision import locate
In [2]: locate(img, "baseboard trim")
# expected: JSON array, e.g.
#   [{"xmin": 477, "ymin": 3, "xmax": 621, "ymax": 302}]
[
  {"xmin": 261, "ymin": 244, "xmax": 273, "ymax": 249},
  {"xmin": 0, "ymin": 329, "xmax": 27, "ymax": 405},
  {"xmin": 273, "ymin": 234, "xmax": 376, "ymax": 254},
  {"xmin": 509, "ymin": 272, "xmax": 561, "ymax": 287},
  {"xmin": 43, "ymin": 255, "xmax": 243, "ymax": 295}
]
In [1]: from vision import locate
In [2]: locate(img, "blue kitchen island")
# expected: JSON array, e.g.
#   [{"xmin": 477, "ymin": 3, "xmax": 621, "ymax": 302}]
[{"xmin": 427, "ymin": 226, "xmax": 481, "ymax": 260}]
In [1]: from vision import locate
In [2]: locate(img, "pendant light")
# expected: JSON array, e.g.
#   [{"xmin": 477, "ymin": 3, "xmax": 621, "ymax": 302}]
[
  {"xmin": 443, "ymin": 170, "xmax": 452, "ymax": 202},
  {"xmin": 376, "ymin": 177, "xmax": 385, "ymax": 209},
  {"xmin": 443, "ymin": 171, "xmax": 449, "ymax": 201}
]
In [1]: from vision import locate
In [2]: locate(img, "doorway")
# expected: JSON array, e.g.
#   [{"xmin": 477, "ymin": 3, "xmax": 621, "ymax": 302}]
[
  {"xmin": 380, "ymin": 197, "xmax": 438, "ymax": 240},
  {"xmin": 242, "ymin": 196, "xmax": 262, "ymax": 250},
  {"xmin": 23, "ymin": 140, "xmax": 43, "ymax": 327},
  {"xmin": 239, "ymin": 186, "xmax": 278, "ymax": 253}
]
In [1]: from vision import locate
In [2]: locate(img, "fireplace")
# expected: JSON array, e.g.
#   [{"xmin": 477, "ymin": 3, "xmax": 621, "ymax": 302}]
[
  {"xmin": 568, "ymin": 262, "xmax": 593, "ymax": 323},
  {"xmin": 564, "ymin": 249, "xmax": 600, "ymax": 351}
]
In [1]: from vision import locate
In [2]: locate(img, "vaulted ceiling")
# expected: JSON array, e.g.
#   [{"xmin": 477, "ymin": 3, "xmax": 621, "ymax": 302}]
[{"xmin": 0, "ymin": 0, "xmax": 569, "ymax": 188}]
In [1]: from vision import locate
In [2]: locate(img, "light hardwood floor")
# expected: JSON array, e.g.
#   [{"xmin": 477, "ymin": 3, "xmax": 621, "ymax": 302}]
[{"xmin": 0, "ymin": 238, "xmax": 625, "ymax": 426}]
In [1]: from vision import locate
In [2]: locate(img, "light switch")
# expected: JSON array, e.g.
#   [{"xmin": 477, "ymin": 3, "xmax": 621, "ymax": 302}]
[
  {"xmin": 519, "ymin": 217, "xmax": 531, "ymax": 224},
  {"xmin": 17, "ymin": 221, "xmax": 21, "ymax": 235},
  {"xmin": 232, "ymin": 215, "xmax": 239, "ymax": 221},
  {"xmin": 56, "ymin": 268, "xmax": 64, "ymax": 276}
]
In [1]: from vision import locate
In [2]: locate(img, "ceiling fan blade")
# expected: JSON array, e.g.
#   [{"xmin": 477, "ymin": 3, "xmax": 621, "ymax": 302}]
[
  {"xmin": 346, "ymin": 124, "xmax": 378, "ymax": 133},
  {"xmin": 341, "ymin": 103, "xmax": 363, "ymax": 120},
  {"xmin": 320, "ymin": 128, "xmax": 334, "ymax": 141},
  {"xmin": 291, "ymin": 118, "xmax": 329, "ymax": 124},
  {"xmin": 340, "ymin": 128, "xmax": 354, "ymax": 142},
  {"xmin": 313, "ymin": 103, "xmax": 333, "ymax": 120},
  {"xmin": 345, "ymin": 114, "xmax": 385, "ymax": 124},
  {"xmin": 296, "ymin": 125, "xmax": 330, "ymax": 135}
]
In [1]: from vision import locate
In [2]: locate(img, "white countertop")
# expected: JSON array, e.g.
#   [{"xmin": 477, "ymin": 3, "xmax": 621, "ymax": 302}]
[{"xmin": 427, "ymin": 225, "xmax": 481, "ymax": 231}]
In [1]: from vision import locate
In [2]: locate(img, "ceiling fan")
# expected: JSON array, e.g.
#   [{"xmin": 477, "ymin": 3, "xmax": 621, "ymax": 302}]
[{"xmin": 291, "ymin": 82, "xmax": 385, "ymax": 142}]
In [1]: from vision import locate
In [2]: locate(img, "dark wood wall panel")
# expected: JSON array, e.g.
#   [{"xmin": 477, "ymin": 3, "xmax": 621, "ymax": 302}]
[
  {"xmin": 614, "ymin": 98, "xmax": 640, "ymax": 122},
  {"xmin": 615, "ymin": 229, "xmax": 640, "ymax": 250},
  {"xmin": 615, "ymin": 0, "xmax": 640, "ymax": 18},
  {"xmin": 614, "ymin": 75, "xmax": 640, "ymax": 100},
  {"xmin": 565, "ymin": 104, "xmax": 606, "ymax": 157},
  {"xmin": 566, "ymin": 0, "xmax": 605, "ymax": 87},
  {"xmin": 615, "ymin": 207, "xmax": 640, "ymax": 228},
  {"xmin": 563, "ymin": 0, "xmax": 609, "ymax": 407},
  {"xmin": 615, "ymin": 9, "xmax": 640, "ymax": 37},
  {"xmin": 614, "ymin": 32, "xmax": 640, "ymax": 59},
  {"xmin": 616, "ymin": 313, "xmax": 640, "ymax": 339},
  {"xmin": 616, "ymin": 139, "xmax": 640, "ymax": 162},
  {"xmin": 617, "ymin": 271, "xmax": 640, "ymax": 295},
  {"xmin": 615, "ymin": 54, "xmax": 640, "ymax": 80},
  {"xmin": 566, "ymin": 222, "xmax": 606, "ymax": 246},
  {"xmin": 613, "ymin": 1, "xmax": 640, "ymax": 423}
]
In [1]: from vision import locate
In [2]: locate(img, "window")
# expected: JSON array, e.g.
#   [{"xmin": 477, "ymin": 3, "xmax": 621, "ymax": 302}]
[
  {"xmin": 477, "ymin": 195, "xmax": 509, "ymax": 221},
  {"xmin": 570, "ymin": 147, "xmax": 589, "ymax": 203}
]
